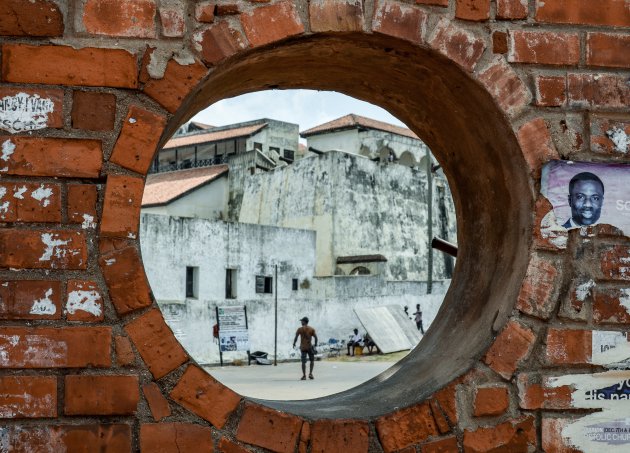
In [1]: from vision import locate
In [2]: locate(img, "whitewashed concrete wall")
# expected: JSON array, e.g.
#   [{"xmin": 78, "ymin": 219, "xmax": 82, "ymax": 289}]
[
  {"xmin": 237, "ymin": 151, "xmax": 456, "ymax": 280},
  {"xmin": 142, "ymin": 176, "xmax": 228, "ymax": 220}
]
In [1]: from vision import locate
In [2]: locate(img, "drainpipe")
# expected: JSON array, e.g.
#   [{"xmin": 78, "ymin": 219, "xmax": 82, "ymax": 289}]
[{"xmin": 426, "ymin": 148, "xmax": 433, "ymax": 295}]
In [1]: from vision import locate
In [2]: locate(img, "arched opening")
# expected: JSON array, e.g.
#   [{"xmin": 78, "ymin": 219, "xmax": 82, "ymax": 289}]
[
  {"xmin": 151, "ymin": 32, "xmax": 532, "ymax": 419},
  {"xmin": 399, "ymin": 151, "xmax": 417, "ymax": 167}
]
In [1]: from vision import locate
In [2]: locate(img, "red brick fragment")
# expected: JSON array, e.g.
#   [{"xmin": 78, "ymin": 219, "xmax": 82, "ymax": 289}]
[
  {"xmin": 546, "ymin": 329, "xmax": 591, "ymax": 365},
  {"xmin": 0, "ymin": 425, "xmax": 131, "ymax": 452},
  {"xmin": 0, "ymin": 376, "xmax": 57, "ymax": 418},
  {"xmin": 373, "ymin": 0, "xmax": 426, "ymax": 44},
  {"xmin": 67, "ymin": 184, "xmax": 98, "ymax": 227},
  {"xmin": 517, "ymin": 374, "xmax": 573, "ymax": 410},
  {"xmin": 492, "ymin": 31, "xmax": 508, "ymax": 54},
  {"xmin": 2, "ymin": 44, "xmax": 138, "ymax": 88},
  {"xmin": 463, "ymin": 416, "xmax": 536, "ymax": 452},
  {"xmin": 0, "ymin": 182, "xmax": 61, "ymax": 223},
  {"xmin": 311, "ymin": 419, "xmax": 370, "ymax": 453},
  {"xmin": 428, "ymin": 18, "xmax": 486, "ymax": 72},
  {"xmin": 542, "ymin": 417, "xmax": 581, "ymax": 453},
  {"xmin": 171, "ymin": 365, "xmax": 240, "ymax": 428},
  {"xmin": 66, "ymin": 280, "xmax": 104, "ymax": 322},
  {"xmin": 143, "ymin": 382, "xmax": 171, "ymax": 421},
  {"xmin": 473, "ymin": 387, "xmax": 509, "ymax": 417},
  {"xmin": 477, "ymin": 57, "xmax": 531, "ymax": 117},
  {"xmin": 455, "ymin": 0, "xmax": 490, "ymax": 21},
  {"xmin": 483, "ymin": 320, "xmax": 536, "ymax": 380},
  {"xmin": 509, "ymin": 31, "xmax": 580, "ymax": 66},
  {"xmin": 236, "ymin": 403, "xmax": 302, "ymax": 453},
  {"xmin": 593, "ymin": 287, "xmax": 630, "ymax": 324},
  {"xmin": 141, "ymin": 423, "xmax": 214, "ymax": 452},
  {"xmin": 0, "ymin": 229, "xmax": 87, "ymax": 270},
  {"xmin": 196, "ymin": 3, "xmax": 215, "ymax": 23},
  {"xmin": 217, "ymin": 4, "xmax": 240, "ymax": 15},
  {"xmin": 160, "ymin": 5, "xmax": 185, "ymax": 37},
  {"xmin": 415, "ymin": 0, "xmax": 448, "ymax": 5},
  {"xmin": 535, "ymin": 76, "xmax": 567, "ymax": 107},
  {"xmin": 0, "ymin": 0, "xmax": 64, "ymax": 37},
  {"xmin": 421, "ymin": 436, "xmax": 459, "ymax": 453},
  {"xmin": 240, "ymin": 1, "xmax": 304, "ymax": 48},
  {"xmin": 0, "ymin": 280, "xmax": 62, "ymax": 320},
  {"xmin": 100, "ymin": 175, "xmax": 144, "ymax": 238},
  {"xmin": 600, "ymin": 246, "xmax": 630, "ymax": 281},
  {"xmin": 496, "ymin": 0, "xmax": 527, "ymax": 19},
  {"xmin": 535, "ymin": 0, "xmax": 630, "ymax": 27},
  {"xmin": 115, "ymin": 335, "xmax": 136, "ymax": 367},
  {"xmin": 65, "ymin": 375, "xmax": 139, "ymax": 415},
  {"xmin": 219, "ymin": 437, "xmax": 251, "ymax": 453},
  {"xmin": 376, "ymin": 402, "xmax": 439, "ymax": 453},
  {"xmin": 82, "ymin": 0, "xmax": 156, "ymax": 38},
  {"xmin": 99, "ymin": 246, "xmax": 152, "ymax": 314},
  {"xmin": 515, "ymin": 252, "xmax": 560, "ymax": 318},
  {"xmin": 110, "ymin": 106, "xmax": 166, "ymax": 175},
  {"xmin": 587, "ymin": 33, "xmax": 630, "ymax": 69},
  {"xmin": 590, "ymin": 116, "xmax": 630, "ymax": 156},
  {"xmin": 310, "ymin": 0, "xmax": 365, "ymax": 32},
  {"xmin": 72, "ymin": 91, "xmax": 116, "ymax": 131},
  {"xmin": 196, "ymin": 20, "xmax": 248, "ymax": 66},
  {"xmin": 568, "ymin": 74, "xmax": 630, "ymax": 109}
]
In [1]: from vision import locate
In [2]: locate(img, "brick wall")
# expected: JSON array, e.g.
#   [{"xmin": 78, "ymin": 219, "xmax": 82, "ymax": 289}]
[{"xmin": 0, "ymin": 0, "xmax": 629, "ymax": 451}]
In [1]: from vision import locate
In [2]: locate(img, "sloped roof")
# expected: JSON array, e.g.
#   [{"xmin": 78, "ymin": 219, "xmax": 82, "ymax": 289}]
[
  {"xmin": 163, "ymin": 123, "xmax": 267, "ymax": 149},
  {"xmin": 142, "ymin": 165, "xmax": 228, "ymax": 207},
  {"xmin": 189, "ymin": 121, "xmax": 214, "ymax": 130},
  {"xmin": 301, "ymin": 114, "xmax": 418, "ymax": 140}
]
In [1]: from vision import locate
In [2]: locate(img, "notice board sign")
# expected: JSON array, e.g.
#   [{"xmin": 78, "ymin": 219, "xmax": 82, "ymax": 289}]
[{"xmin": 217, "ymin": 306, "xmax": 249, "ymax": 352}]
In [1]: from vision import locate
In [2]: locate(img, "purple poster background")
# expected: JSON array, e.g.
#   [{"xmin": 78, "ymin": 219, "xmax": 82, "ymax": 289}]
[{"xmin": 541, "ymin": 161, "xmax": 630, "ymax": 233}]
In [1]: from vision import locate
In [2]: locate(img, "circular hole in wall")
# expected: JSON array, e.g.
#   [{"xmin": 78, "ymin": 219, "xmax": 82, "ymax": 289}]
[
  {"xmin": 140, "ymin": 89, "xmax": 458, "ymax": 401},
  {"xmin": 143, "ymin": 32, "xmax": 532, "ymax": 419}
]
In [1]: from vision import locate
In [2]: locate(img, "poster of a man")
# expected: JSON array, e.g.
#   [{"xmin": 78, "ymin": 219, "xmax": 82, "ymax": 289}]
[{"xmin": 562, "ymin": 172, "xmax": 605, "ymax": 228}]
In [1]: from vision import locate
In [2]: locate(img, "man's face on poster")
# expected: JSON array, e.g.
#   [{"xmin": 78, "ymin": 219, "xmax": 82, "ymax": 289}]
[{"xmin": 568, "ymin": 180, "xmax": 604, "ymax": 226}]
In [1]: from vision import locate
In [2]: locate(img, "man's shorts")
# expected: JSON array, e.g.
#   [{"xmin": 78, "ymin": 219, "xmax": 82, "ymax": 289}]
[{"xmin": 301, "ymin": 348, "xmax": 315, "ymax": 363}]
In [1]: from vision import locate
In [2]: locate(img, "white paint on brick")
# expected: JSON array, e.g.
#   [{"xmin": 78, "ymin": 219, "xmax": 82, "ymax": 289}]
[
  {"xmin": 548, "ymin": 370, "xmax": 630, "ymax": 409},
  {"xmin": 39, "ymin": 233, "xmax": 70, "ymax": 262},
  {"xmin": 31, "ymin": 185, "xmax": 53, "ymax": 207},
  {"xmin": 81, "ymin": 214, "xmax": 96, "ymax": 229},
  {"xmin": 0, "ymin": 92, "xmax": 54, "ymax": 134},
  {"xmin": 562, "ymin": 411, "xmax": 630, "ymax": 452},
  {"xmin": 66, "ymin": 289, "xmax": 102, "ymax": 317},
  {"xmin": 0, "ymin": 202, "xmax": 9, "ymax": 215},
  {"xmin": 29, "ymin": 289, "xmax": 56, "ymax": 316},
  {"xmin": 12, "ymin": 186, "xmax": 26, "ymax": 199},
  {"xmin": 607, "ymin": 127, "xmax": 629, "ymax": 154},
  {"xmin": 0, "ymin": 187, "xmax": 6, "ymax": 200},
  {"xmin": 576, "ymin": 280, "xmax": 596, "ymax": 302},
  {"xmin": 540, "ymin": 211, "xmax": 568, "ymax": 249},
  {"xmin": 592, "ymin": 331, "xmax": 630, "ymax": 368},
  {"xmin": 104, "ymin": 258, "xmax": 116, "ymax": 266},
  {"xmin": 128, "ymin": 117, "xmax": 136, "ymax": 124},
  {"xmin": 619, "ymin": 289, "xmax": 630, "ymax": 314},
  {"xmin": 1, "ymin": 139, "xmax": 15, "ymax": 161}
]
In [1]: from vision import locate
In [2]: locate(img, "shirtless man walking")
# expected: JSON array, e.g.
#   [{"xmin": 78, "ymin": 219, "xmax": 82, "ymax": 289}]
[{"xmin": 292, "ymin": 316, "xmax": 318, "ymax": 380}]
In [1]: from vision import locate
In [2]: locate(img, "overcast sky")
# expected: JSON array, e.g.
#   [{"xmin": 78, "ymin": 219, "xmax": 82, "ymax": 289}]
[{"xmin": 191, "ymin": 89, "xmax": 408, "ymax": 134}]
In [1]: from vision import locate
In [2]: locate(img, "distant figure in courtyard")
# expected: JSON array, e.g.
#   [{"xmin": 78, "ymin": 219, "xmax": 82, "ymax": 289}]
[
  {"xmin": 562, "ymin": 172, "xmax": 605, "ymax": 228},
  {"xmin": 347, "ymin": 328, "xmax": 363, "ymax": 356},
  {"xmin": 404, "ymin": 305, "xmax": 411, "ymax": 319},
  {"xmin": 293, "ymin": 317, "xmax": 318, "ymax": 380},
  {"xmin": 364, "ymin": 333, "xmax": 379, "ymax": 354},
  {"xmin": 413, "ymin": 304, "xmax": 424, "ymax": 334}
]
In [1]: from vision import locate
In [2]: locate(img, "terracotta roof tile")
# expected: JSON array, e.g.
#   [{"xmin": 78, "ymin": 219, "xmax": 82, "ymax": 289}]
[
  {"xmin": 142, "ymin": 165, "xmax": 228, "ymax": 207},
  {"xmin": 163, "ymin": 123, "xmax": 267, "ymax": 149},
  {"xmin": 301, "ymin": 114, "xmax": 418, "ymax": 140}
]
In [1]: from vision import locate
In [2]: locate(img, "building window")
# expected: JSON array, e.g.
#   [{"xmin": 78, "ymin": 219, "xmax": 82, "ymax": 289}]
[
  {"xmin": 269, "ymin": 146, "xmax": 280, "ymax": 153},
  {"xmin": 284, "ymin": 149, "xmax": 295, "ymax": 161},
  {"xmin": 254, "ymin": 142, "xmax": 263, "ymax": 151},
  {"xmin": 350, "ymin": 266, "xmax": 371, "ymax": 275},
  {"xmin": 186, "ymin": 266, "xmax": 198, "ymax": 298},
  {"xmin": 226, "ymin": 269, "xmax": 237, "ymax": 299},
  {"xmin": 255, "ymin": 275, "xmax": 273, "ymax": 294},
  {"xmin": 292, "ymin": 278, "xmax": 299, "ymax": 291}
]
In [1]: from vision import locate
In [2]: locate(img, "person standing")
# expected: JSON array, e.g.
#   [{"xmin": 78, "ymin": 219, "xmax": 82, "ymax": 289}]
[
  {"xmin": 292, "ymin": 316, "xmax": 318, "ymax": 380},
  {"xmin": 413, "ymin": 304, "xmax": 424, "ymax": 334}
]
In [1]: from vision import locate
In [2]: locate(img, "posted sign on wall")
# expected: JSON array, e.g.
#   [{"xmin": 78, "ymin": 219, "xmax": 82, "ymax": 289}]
[{"xmin": 217, "ymin": 306, "xmax": 249, "ymax": 352}]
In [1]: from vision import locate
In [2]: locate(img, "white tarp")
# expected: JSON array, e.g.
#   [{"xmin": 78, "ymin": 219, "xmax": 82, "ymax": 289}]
[{"xmin": 354, "ymin": 305, "xmax": 422, "ymax": 354}]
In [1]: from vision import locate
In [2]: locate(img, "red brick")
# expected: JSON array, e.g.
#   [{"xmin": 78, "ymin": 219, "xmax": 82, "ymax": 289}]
[
  {"xmin": 415, "ymin": 0, "xmax": 448, "ymax": 5},
  {"xmin": 0, "ymin": 376, "xmax": 57, "ymax": 418},
  {"xmin": 429, "ymin": 399, "xmax": 451, "ymax": 434},
  {"xmin": 517, "ymin": 374, "xmax": 572, "ymax": 410},
  {"xmin": 142, "ymin": 382, "xmax": 171, "ymax": 421},
  {"xmin": 376, "ymin": 402, "xmax": 439, "ymax": 453},
  {"xmin": 568, "ymin": 73, "xmax": 630, "ymax": 109},
  {"xmin": 125, "ymin": 309, "xmax": 187, "ymax": 378},
  {"xmin": 170, "ymin": 365, "xmax": 240, "ymax": 428},
  {"xmin": 2, "ymin": 44, "xmax": 138, "ymax": 88},
  {"xmin": 509, "ymin": 31, "xmax": 580, "ymax": 66},
  {"xmin": 558, "ymin": 279, "xmax": 591, "ymax": 321},
  {"xmin": 0, "ymin": 136, "xmax": 102, "ymax": 178},
  {"xmin": 0, "ymin": 229, "xmax": 87, "ymax": 270},
  {"xmin": 421, "ymin": 436, "xmax": 459, "ymax": 453},
  {"xmin": 216, "ymin": 4, "xmax": 240, "ymax": 15},
  {"xmin": 492, "ymin": 31, "xmax": 508, "ymax": 54},
  {"xmin": 593, "ymin": 287, "xmax": 630, "ymax": 324},
  {"xmin": 535, "ymin": 0, "xmax": 630, "ymax": 27},
  {"xmin": 311, "ymin": 419, "xmax": 370, "ymax": 453},
  {"xmin": 515, "ymin": 253, "xmax": 560, "ymax": 318},
  {"xmin": 542, "ymin": 418, "xmax": 581, "ymax": 453},
  {"xmin": 373, "ymin": 0, "xmax": 427, "ymax": 44},
  {"xmin": 431, "ymin": 381, "xmax": 458, "ymax": 424},
  {"xmin": 0, "ymin": 87, "xmax": 64, "ymax": 132},
  {"xmin": 587, "ymin": 33, "xmax": 630, "ymax": 69},
  {"xmin": 310, "ymin": 0, "xmax": 365, "ymax": 32},
  {"xmin": 66, "ymin": 280, "xmax": 104, "ymax": 322},
  {"xmin": 535, "ymin": 76, "xmax": 567, "ymax": 107},
  {"xmin": 100, "ymin": 175, "xmax": 144, "ymax": 238},
  {"xmin": 473, "ymin": 387, "xmax": 509, "ymax": 417},
  {"xmin": 196, "ymin": 20, "xmax": 248, "ymax": 66},
  {"xmin": 160, "ymin": 5, "xmax": 185, "ymax": 37},
  {"xmin": 0, "ymin": 424, "xmax": 131, "ymax": 452},
  {"xmin": 196, "ymin": 3, "xmax": 215, "ymax": 23},
  {"xmin": 0, "ymin": 0, "xmax": 63, "ymax": 36},
  {"xmin": 455, "ymin": 0, "xmax": 490, "ymax": 21},
  {"xmin": 99, "ymin": 246, "xmax": 152, "ymax": 314},
  {"xmin": 463, "ymin": 416, "xmax": 536, "ymax": 452},
  {"xmin": 241, "ymin": 1, "xmax": 304, "ymax": 48},
  {"xmin": 428, "ymin": 18, "xmax": 486, "ymax": 72},
  {"xmin": 145, "ymin": 58, "xmax": 208, "ymax": 113},
  {"xmin": 483, "ymin": 320, "xmax": 536, "ymax": 380},
  {"xmin": 590, "ymin": 116, "xmax": 630, "ymax": 155},
  {"xmin": 72, "ymin": 91, "xmax": 117, "ymax": 131},
  {"xmin": 65, "ymin": 375, "xmax": 139, "ymax": 415},
  {"xmin": 82, "ymin": 0, "xmax": 156, "ymax": 38},
  {"xmin": 110, "ymin": 106, "xmax": 166, "ymax": 175},
  {"xmin": 236, "ymin": 403, "xmax": 302, "ymax": 453},
  {"xmin": 517, "ymin": 118, "xmax": 559, "ymax": 177},
  {"xmin": 219, "ymin": 437, "xmax": 252, "ymax": 453},
  {"xmin": 496, "ymin": 0, "xmax": 527, "ymax": 19},
  {"xmin": 115, "ymin": 335, "xmax": 136, "ymax": 366},
  {"xmin": 0, "ymin": 326, "xmax": 111, "ymax": 368},
  {"xmin": 546, "ymin": 329, "xmax": 591, "ymax": 365},
  {"xmin": 477, "ymin": 57, "xmax": 531, "ymax": 117},
  {"xmin": 600, "ymin": 245, "xmax": 630, "ymax": 281},
  {"xmin": 534, "ymin": 196, "xmax": 568, "ymax": 252},
  {"xmin": 0, "ymin": 280, "xmax": 62, "ymax": 320},
  {"xmin": 141, "ymin": 423, "xmax": 214, "ymax": 452},
  {"xmin": 67, "ymin": 184, "xmax": 98, "ymax": 227},
  {"xmin": 0, "ymin": 182, "xmax": 61, "ymax": 223}
]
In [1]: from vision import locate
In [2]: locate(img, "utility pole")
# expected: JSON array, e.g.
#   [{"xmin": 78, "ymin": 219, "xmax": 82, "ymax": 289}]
[
  {"xmin": 426, "ymin": 148, "xmax": 433, "ymax": 295},
  {"xmin": 274, "ymin": 264, "xmax": 278, "ymax": 366}
]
